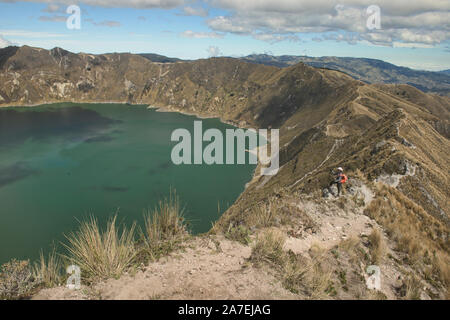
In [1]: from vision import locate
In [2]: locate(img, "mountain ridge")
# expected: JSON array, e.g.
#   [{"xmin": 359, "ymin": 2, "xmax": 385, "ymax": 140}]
[
  {"xmin": 242, "ymin": 54, "xmax": 450, "ymax": 96},
  {"xmin": 4, "ymin": 46, "xmax": 448, "ymax": 95}
]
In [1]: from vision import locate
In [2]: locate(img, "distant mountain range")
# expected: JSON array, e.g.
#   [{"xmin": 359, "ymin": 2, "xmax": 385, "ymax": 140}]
[
  {"xmin": 136, "ymin": 52, "xmax": 450, "ymax": 96},
  {"xmin": 241, "ymin": 54, "xmax": 450, "ymax": 96}
]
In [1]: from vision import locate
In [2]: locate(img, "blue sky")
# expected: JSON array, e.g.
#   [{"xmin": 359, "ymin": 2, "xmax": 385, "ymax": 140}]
[{"xmin": 0, "ymin": 1, "xmax": 449, "ymax": 71}]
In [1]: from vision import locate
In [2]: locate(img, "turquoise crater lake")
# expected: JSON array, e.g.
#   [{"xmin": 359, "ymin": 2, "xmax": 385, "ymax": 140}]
[{"xmin": 0, "ymin": 103, "xmax": 256, "ymax": 264}]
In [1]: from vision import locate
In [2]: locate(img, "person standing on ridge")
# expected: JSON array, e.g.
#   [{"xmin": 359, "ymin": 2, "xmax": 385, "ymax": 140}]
[{"xmin": 329, "ymin": 167, "xmax": 347, "ymax": 197}]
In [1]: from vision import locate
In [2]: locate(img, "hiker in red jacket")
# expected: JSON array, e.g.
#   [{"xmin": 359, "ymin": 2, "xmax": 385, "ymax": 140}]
[{"xmin": 329, "ymin": 167, "xmax": 347, "ymax": 196}]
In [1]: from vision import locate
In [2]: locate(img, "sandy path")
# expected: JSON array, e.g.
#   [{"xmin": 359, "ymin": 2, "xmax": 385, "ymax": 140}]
[{"xmin": 33, "ymin": 237, "xmax": 295, "ymax": 300}]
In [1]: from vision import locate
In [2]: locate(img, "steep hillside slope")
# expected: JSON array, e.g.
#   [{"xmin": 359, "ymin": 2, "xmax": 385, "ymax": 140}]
[{"xmin": 220, "ymin": 86, "xmax": 449, "ymax": 227}]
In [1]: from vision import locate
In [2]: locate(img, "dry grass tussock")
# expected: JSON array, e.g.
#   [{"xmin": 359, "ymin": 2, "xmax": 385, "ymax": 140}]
[
  {"xmin": 62, "ymin": 215, "xmax": 137, "ymax": 283},
  {"xmin": 250, "ymin": 231, "xmax": 334, "ymax": 299},
  {"xmin": 364, "ymin": 183, "xmax": 449, "ymax": 290},
  {"xmin": 140, "ymin": 190, "xmax": 189, "ymax": 261},
  {"xmin": 33, "ymin": 247, "xmax": 63, "ymax": 288},
  {"xmin": 250, "ymin": 230, "xmax": 286, "ymax": 266},
  {"xmin": 368, "ymin": 229, "xmax": 385, "ymax": 265},
  {"xmin": 1, "ymin": 190, "xmax": 189, "ymax": 297}
]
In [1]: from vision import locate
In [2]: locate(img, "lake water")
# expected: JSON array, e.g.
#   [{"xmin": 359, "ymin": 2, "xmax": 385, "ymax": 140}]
[{"xmin": 0, "ymin": 103, "xmax": 255, "ymax": 264}]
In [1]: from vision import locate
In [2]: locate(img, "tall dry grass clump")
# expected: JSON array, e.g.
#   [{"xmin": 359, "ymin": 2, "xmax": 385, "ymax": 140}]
[
  {"xmin": 249, "ymin": 200, "xmax": 277, "ymax": 228},
  {"xmin": 62, "ymin": 215, "xmax": 136, "ymax": 282},
  {"xmin": 368, "ymin": 229, "xmax": 385, "ymax": 264},
  {"xmin": 141, "ymin": 190, "xmax": 188, "ymax": 260},
  {"xmin": 250, "ymin": 230, "xmax": 286, "ymax": 266},
  {"xmin": 364, "ymin": 184, "xmax": 450, "ymax": 290},
  {"xmin": 275, "ymin": 243, "xmax": 334, "ymax": 299},
  {"xmin": 249, "ymin": 230, "xmax": 334, "ymax": 299},
  {"xmin": 33, "ymin": 248, "xmax": 63, "ymax": 288}
]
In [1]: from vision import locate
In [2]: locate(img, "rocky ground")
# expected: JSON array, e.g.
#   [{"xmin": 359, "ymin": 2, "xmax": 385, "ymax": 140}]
[{"xmin": 34, "ymin": 179, "xmax": 439, "ymax": 300}]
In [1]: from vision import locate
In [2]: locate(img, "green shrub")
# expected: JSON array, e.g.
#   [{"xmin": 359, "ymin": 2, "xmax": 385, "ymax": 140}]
[{"xmin": 225, "ymin": 225, "xmax": 251, "ymax": 245}]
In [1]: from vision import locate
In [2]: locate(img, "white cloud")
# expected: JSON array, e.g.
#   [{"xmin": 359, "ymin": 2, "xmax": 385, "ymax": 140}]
[
  {"xmin": 0, "ymin": 0, "xmax": 185, "ymax": 9},
  {"xmin": 207, "ymin": 16, "xmax": 251, "ymax": 34},
  {"xmin": 212, "ymin": 0, "xmax": 450, "ymax": 16},
  {"xmin": 393, "ymin": 42, "xmax": 434, "ymax": 49},
  {"xmin": 252, "ymin": 33, "xmax": 300, "ymax": 43},
  {"xmin": 93, "ymin": 20, "xmax": 122, "ymax": 27},
  {"xmin": 181, "ymin": 30, "xmax": 224, "ymax": 39},
  {"xmin": 207, "ymin": 0, "xmax": 450, "ymax": 46},
  {"xmin": 207, "ymin": 45, "xmax": 222, "ymax": 57},
  {"xmin": 323, "ymin": 33, "xmax": 361, "ymax": 45},
  {"xmin": 181, "ymin": 6, "xmax": 208, "ymax": 17},
  {"xmin": 38, "ymin": 15, "xmax": 67, "ymax": 22},
  {"xmin": 83, "ymin": 17, "xmax": 122, "ymax": 27},
  {"xmin": 0, "ymin": 35, "xmax": 12, "ymax": 48},
  {"xmin": 42, "ymin": 3, "xmax": 64, "ymax": 13},
  {"xmin": 1, "ymin": 0, "xmax": 449, "ymax": 47}
]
